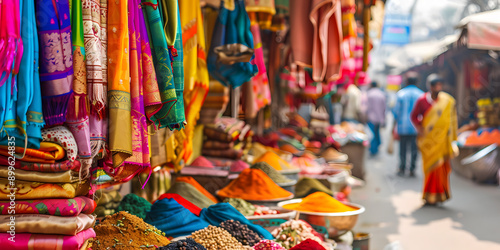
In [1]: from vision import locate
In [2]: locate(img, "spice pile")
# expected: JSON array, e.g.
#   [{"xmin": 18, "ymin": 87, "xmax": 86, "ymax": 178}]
[
  {"xmin": 253, "ymin": 240, "xmax": 286, "ymax": 250},
  {"xmin": 224, "ymin": 198, "xmax": 256, "ymax": 216},
  {"xmin": 290, "ymin": 239, "xmax": 327, "ymax": 250},
  {"xmin": 251, "ymin": 162, "xmax": 293, "ymax": 184},
  {"xmin": 282, "ymin": 192, "xmax": 356, "ymax": 213},
  {"xmin": 272, "ymin": 220, "xmax": 324, "ymax": 249},
  {"xmin": 92, "ymin": 211, "xmax": 170, "ymax": 249},
  {"xmin": 295, "ymin": 177, "xmax": 333, "ymax": 198},
  {"xmin": 158, "ymin": 238, "xmax": 207, "ymax": 250},
  {"xmin": 220, "ymin": 220, "xmax": 262, "ymax": 246},
  {"xmin": 190, "ymin": 225, "xmax": 246, "ymax": 250},
  {"xmin": 218, "ymin": 168, "xmax": 293, "ymax": 201},
  {"xmin": 115, "ymin": 193, "xmax": 152, "ymax": 220}
]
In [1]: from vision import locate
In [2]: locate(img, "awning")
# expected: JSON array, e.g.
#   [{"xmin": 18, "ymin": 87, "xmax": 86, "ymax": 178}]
[{"xmin": 457, "ymin": 9, "xmax": 500, "ymax": 50}]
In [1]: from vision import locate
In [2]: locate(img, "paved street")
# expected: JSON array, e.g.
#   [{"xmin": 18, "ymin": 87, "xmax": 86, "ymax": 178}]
[{"xmin": 351, "ymin": 127, "xmax": 500, "ymax": 250}]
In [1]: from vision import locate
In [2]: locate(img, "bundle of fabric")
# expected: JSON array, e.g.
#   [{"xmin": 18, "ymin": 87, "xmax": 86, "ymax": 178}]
[
  {"xmin": 198, "ymin": 81, "xmax": 230, "ymax": 125},
  {"xmin": 94, "ymin": 186, "xmax": 122, "ymax": 218},
  {"xmin": 202, "ymin": 117, "xmax": 252, "ymax": 159}
]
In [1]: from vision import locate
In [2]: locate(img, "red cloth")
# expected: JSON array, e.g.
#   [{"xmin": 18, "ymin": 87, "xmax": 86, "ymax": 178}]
[
  {"xmin": 156, "ymin": 193, "xmax": 202, "ymax": 216},
  {"xmin": 290, "ymin": 239, "xmax": 326, "ymax": 250},
  {"xmin": 410, "ymin": 93, "xmax": 434, "ymax": 127}
]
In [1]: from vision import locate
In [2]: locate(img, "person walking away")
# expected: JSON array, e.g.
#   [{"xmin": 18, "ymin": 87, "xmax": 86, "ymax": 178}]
[
  {"xmin": 393, "ymin": 74, "xmax": 424, "ymax": 177},
  {"xmin": 366, "ymin": 81, "xmax": 386, "ymax": 156},
  {"xmin": 411, "ymin": 75, "xmax": 458, "ymax": 206},
  {"xmin": 342, "ymin": 83, "xmax": 362, "ymax": 122}
]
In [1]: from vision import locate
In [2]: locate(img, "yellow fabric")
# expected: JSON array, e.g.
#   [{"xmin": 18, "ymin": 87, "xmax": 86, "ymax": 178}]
[
  {"xmin": 190, "ymin": 124, "xmax": 205, "ymax": 164},
  {"xmin": 0, "ymin": 166, "xmax": 78, "ymax": 183},
  {"xmin": 0, "ymin": 142, "xmax": 65, "ymax": 163},
  {"xmin": 176, "ymin": 0, "xmax": 210, "ymax": 171},
  {"xmin": 417, "ymin": 92, "xmax": 458, "ymax": 175},
  {"xmin": 0, "ymin": 178, "xmax": 90, "ymax": 200},
  {"xmin": 107, "ymin": 0, "xmax": 132, "ymax": 167}
]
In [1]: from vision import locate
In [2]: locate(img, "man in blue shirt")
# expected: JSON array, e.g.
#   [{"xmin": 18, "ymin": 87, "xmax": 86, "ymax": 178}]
[{"xmin": 393, "ymin": 73, "xmax": 424, "ymax": 177}]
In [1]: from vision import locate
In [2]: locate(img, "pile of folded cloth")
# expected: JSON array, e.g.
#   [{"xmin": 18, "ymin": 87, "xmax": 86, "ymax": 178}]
[
  {"xmin": 202, "ymin": 117, "xmax": 253, "ymax": 160},
  {"xmin": 0, "ymin": 126, "xmax": 95, "ymax": 249},
  {"xmin": 94, "ymin": 185, "xmax": 122, "ymax": 218},
  {"xmin": 198, "ymin": 81, "xmax": 230, "ymax": 125}
]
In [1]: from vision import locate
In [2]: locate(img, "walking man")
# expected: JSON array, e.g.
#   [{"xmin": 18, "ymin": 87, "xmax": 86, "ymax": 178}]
[
  {"xmin": 366, "ymin": 81, "xmax": 386, "ymax": 156},
  {"xmin": 393, "ymin": 73, "xmax": 423, "ymax": 177},
  {"xmin": 411, "ymin": 75, "xmax": 458, "ymax": 205}
]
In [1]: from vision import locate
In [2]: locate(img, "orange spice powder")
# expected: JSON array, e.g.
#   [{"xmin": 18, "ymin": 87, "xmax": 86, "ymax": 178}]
[
  {"xmin": 282, "ymin": 192, "xmax": 357, "ymax": 213},
  {"xmin": 176, "ymin": 176, "xmax": 219, "ymax": 203},
  {"xmin": 253, "ymin": 151, "xmax": 296, "ymax": 171},
  {"xmin": 217, "ymin": 168, "xmax": 293, "ymax": 201}
]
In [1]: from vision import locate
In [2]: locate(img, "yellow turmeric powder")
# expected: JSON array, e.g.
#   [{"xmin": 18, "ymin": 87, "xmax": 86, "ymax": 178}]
[
  {"xmin": 253, "ymin": 151, "xmax": 296, "ymax": 171},
  {"xmin": 282, "ymin": 192, "xmax": 357, "ymax": 213}
]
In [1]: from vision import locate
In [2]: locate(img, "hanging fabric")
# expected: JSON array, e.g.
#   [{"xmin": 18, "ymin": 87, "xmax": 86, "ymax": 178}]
[
  {"xmin": 207, "ymin": 0, "xmax": 258, "ymax": 89},
  {"xmin": 107, "ymin": 0, "xmax": 132, "ymax": 168},
  {"xmin": 36, "ymin": 0, "xmax": 74, "ymax": 126}
]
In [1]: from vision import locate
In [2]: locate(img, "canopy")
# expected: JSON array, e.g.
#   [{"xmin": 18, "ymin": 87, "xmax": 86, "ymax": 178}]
[{"xmin": 457, "ymin": 9, "xmax": 500, "ymax": 50}]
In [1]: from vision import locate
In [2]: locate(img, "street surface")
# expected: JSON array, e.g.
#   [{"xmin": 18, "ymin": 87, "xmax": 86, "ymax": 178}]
[{"xmin": 351, "ymin": 126, "xmax": 500, "ymax": 250}]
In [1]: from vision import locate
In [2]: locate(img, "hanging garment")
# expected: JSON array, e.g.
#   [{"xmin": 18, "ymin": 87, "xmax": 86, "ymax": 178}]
[
  {"xmin": 245, "ymin": 0, "xmax": 276, "ymax": 30},
  {"xmin": 108, "ymin": 0, "xmax": 132, "ymax": 168},
  {"xmin": 36, "ymin": 0, "xmax": 74, "ymax": 126},
  {"xmin": 178, "ymin": 0, "xmax": 210, "ymax": 167},
  {"xmin": 137, "ymin": 0, "xmax": 162, "ymax": 124},
  {"xmin": 207, "ymin": 0, "xmax": 258, "ymax": 88},
  {"xmin": 122, "ymin": 0, "xmax": 150, "ymax": 177},
  {"xmin": 159, "ymin": 0, "xmax": 185, "ymax": 129},
  {"xmin": 290, "ymin": 0, "xmax": 342, "ymax": 83},
  {"xmin": 67, "ymin": 0, "xmax": 92, "ymax": 178},
  {"xmin": 142, "ymin": 0, "xmax": 178, "ymax": 129},
  {"xmin": 0, "ymin": 0, "xmax": 44, "ymax": 149},
  {"xmin": 0, "ymin": 0, "xmax": 23, "ymax": 88}
]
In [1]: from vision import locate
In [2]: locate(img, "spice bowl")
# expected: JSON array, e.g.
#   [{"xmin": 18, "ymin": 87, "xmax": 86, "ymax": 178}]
[
  {"xmin": 279, "ymin": 169, "xmax": 300, "ymax": 181},
  {"xmin": 277, "ymin": 199, "xmax": 365, "ymax": 238},
  {"xmin": 278, "ymin": 180, "xmax": 297, "ymax": 194}
]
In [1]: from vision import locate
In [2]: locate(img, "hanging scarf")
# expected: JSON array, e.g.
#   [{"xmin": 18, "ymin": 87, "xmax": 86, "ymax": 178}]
[
  {"xmin": 36, "ymin": 0, "xmax": 74, "ymax": 126},
  {"xmin": 82, "ymin": 0, "xmax": 106, "ymax": 158},
  {"xmin": 1, "ymin": 0, "xmax": 44, "ymax": 150},
  {"xmin": 0, "ymin": 0, "xmax": 23, "ymax": 87},
  {"xmin": 179, "ymin": 0, "xmax": 210, "ymax": 167},
  {"xmin": 159, "ymin": 0, "xmax": 185, "ymax": 130},
  {"xmin": 67, "ymin": 0, "xmax": 92, "ymax": 179},
  {"xmin": 207, "ymin": 0, "xmax": 257, "ymax": 88},
  {"xmin": 141, "ymin": 0, "xmax": 178, "ymax": 130},
  {"xmin": 137, "ymin": 0, "xmax": 162, "ymax": 124},
  {"xmin": 108, "ymin": 0, "xmax": 132, "ymax": 168},
  {"xmin": 123, "ymin": 0, "xmax": 150, "ymax": 173}
]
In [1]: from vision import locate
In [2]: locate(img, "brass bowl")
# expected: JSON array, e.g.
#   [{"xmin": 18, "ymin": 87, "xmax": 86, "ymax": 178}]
[{"xmin": 277, "ymin": 199, "xmax": 365, "ymax": 237}]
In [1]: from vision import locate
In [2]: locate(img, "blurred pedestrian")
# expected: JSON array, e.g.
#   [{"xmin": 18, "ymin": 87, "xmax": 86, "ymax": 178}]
[
  {"xmin": 411, "ymin": 74, "xmax": 458, "ymax": 206},
  {"xmin": 366, "ymin": 81, "xmax": 386, "ymax": 156},
  {"xmin": 393, "ymin": 73, "xmax": 424, "ymax": 177}
]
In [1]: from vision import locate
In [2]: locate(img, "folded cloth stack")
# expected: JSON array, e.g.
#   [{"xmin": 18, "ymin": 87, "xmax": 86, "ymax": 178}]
[
  {"xmin": 202, "ymin": 117, "xmax": 252, "ymax": 159},
  {"xmin": 198, "ymin": 81, "xmax": 230, "ymax": 125},
  {"xmin": 94, "ymin": 186, "xmax": 122, "ymax": 218},
  {"xmin": 0, "ymin": 126, "xmax": 95, "ymax": 249}
]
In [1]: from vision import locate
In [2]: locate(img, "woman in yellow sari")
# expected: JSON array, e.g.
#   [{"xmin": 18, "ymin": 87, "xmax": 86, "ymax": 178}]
[{"xmin": 411, "ymin": 76, "xmax": 458, "ymax": 205}]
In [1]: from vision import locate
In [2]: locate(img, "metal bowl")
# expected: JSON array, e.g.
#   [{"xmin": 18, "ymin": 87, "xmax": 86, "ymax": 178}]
[{"xmin": 277, "ymin": 199, "xmax": 365, "ymax": 237}]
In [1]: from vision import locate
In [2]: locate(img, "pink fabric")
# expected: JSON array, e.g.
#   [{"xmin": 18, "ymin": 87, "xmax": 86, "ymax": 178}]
[
  {"xmin": 0, "ymin": 228, "xmax": 95, "ymax": 250},
  {"xmin": 249, "ymin": 23, "xmax": 271, "ymax": 110},
  {"xmin": 0, "ymin": 0, "xmax": 23, "ymax": 86},
  {"xmin": 0, "ymin": 197, "xmax": 96, "ymax": 216}
]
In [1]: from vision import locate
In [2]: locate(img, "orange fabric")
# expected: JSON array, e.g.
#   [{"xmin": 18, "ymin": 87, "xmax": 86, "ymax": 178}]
[
  {"xmin": 176, "ymin": 176, "xmax": 218, "ymax": 203},
  {"xmin": 0, "ymin": 142, "xmax": 65, "ymax": 163},
  {"xmin": 253, "ymin": 151, "xmax": 296, "ymax": 170},
  {"xmin": 218, "ymin": 168, "xmax": 292, "ymax": 201},
  {"xmin": 282, "ymin": 192, "xmax": 356, "ymax": 213},
  {"xmin": 423, "ymin": 160, "xmax": 451, "ymax": 204}
]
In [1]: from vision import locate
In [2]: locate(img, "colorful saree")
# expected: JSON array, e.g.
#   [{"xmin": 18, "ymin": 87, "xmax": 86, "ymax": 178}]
[
  {"xmin": 0, "ymin": 197, "xmax": 96, "ymax": 216},
  {"xmin": 0, "ymin": 0, "xmax": 23, "ymax": 87},
  {"xmin": 108, "ymin": 0, "xmax": 132, "ymax": 168},
  {"xmin": 0, "ymin": 214, "xmax": 95, "ymax": 235},
  {"xmin": 0, "ymin": 178, "xmax": 90, "ymax": 200},
  {"xmin": 179, "ymin": 0, "xmax": 210, "ymax": 166},
  {"xmin": 0, "ymin": 142, "xmax": 65, "ymax": 163},
  {"xmin": 142, "ymin": 0, "xmax": 178, "ymax": 129},
  {"xmin": 68, "ymin": 0, "xmax": 92, "ymax": 178},
  {"xmin": 36, "ymin": 0, "xmax": 74, "ymax": 126},
  {"xmin": 0, "ymin": 0, "xmax": 44, "ymax": 150},
  {"xmin": 417, "ymin": 92, "xmax": 458, "ymax": 204},
  {"xmin": 0, "ymin": 157, "xmax": 81, "ymax": 172},
  {"xmin": 0, "ymin": 228, "xmax": 95, "ymax": 250}
]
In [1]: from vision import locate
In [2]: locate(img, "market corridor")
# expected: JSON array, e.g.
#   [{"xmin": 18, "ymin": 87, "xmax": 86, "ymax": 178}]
[{"xmin": 351, "ymin": 127, "xmax": 500, "ymax": 250}]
